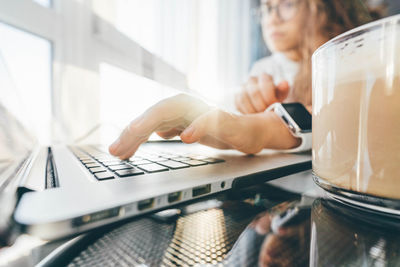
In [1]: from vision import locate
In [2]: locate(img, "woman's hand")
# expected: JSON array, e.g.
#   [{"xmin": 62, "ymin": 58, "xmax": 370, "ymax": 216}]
[
  {"xmin": 258, "ymin": 217, "xmax": 310, "ymax": 267},
  {"xmin": 235, "ymin": 73, "xmax": 290, "ymax": 114},
  {"xmin": 108, "ymin": 94, "xmax": 270, "ymax": 159}
]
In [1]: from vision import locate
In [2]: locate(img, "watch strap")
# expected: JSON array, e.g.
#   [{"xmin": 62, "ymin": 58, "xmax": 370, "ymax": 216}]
[{"xmin": 266, "ymin": 103, "xmax": 312, "ymax": 153}]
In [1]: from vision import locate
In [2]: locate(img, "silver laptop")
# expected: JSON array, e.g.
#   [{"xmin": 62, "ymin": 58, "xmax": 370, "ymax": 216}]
[{"xmin": 0, "ymin": 55, "xmax": 311, "ymax": 244}]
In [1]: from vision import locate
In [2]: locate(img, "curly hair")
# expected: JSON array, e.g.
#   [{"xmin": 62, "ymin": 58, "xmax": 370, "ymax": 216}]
[{"xmin": 292, "ymin": 0, "xmax": 381, "ymax": 106}]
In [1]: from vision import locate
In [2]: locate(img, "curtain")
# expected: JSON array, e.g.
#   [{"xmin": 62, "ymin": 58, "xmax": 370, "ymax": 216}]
[{"xmin": 114, "ymin": 0, "xmax": 262, "ymax": 107}]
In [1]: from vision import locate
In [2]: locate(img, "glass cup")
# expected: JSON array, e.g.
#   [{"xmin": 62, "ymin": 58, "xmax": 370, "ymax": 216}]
[{"xmin": 312, "ymin": 15, "xmax": 400, "ymax": 214}]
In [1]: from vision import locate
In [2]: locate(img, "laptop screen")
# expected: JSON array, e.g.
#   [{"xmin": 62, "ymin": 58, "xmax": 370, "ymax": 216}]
[{"xmin": 0, "ymin": 52, "xmax": 36, "ymax": 183}]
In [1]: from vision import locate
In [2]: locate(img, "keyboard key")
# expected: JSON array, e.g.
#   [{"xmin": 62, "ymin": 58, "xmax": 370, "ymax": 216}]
[
  {"xmin": 79, "ymin": 157, "xmax": 92, "ymax": 161},
  {"xmin": 85, "ymin": 163, "xmax": 101, "ymax": 168},
  {"xmin": 129, "ymin": 159, "xmax": 152, "ymax": 165},
  {"xmin": 95, "ymin": 157, "xmax": 115, "ymax": 161},
  {"xmin": 90, "ymin": 154, "xmax": 103, "ymax": 159},
  {"xmin": 94, "ymin": 171, "xmax": 114, "ymax": 180},
  {"xmin": 181, "ymin": 160, "xmax": 208, "ymax": 166},
  {"xmin": 116, "ymin": 169, "xmax": 145, "ymax": 177},
  {"xmin": 129, "ymin": 156, "xmax": 143, "ymax": 161},
  {"xmin": 135, "ymin": 152, "xmax": 151, "ymax": 159},
  {"xmin": 149, "ymin": 157, "xmax": 169, "ymax": 163},
  {"xmin": 171, "ymin": 157, "xmax": 191, "ymax": 162},
  {"xmin": 73, "ymin": 146, "xmax": 221, "ymax": 179},
  {"xmin": 89, "ymin": 167, "xmax": 108, "ymax": 173},
  {"xmin": 137, "ymin": 163, "xmax": 169, "ymax": 173},
  {"xmin": 99, "ymin": 158, "xmax": 119, "ymax": 162},
  {"xmin": 158, "ymin": 154, "xmax": 176, "ymax": 159},
  {"xmin": 201, "ymin": 158, "xmax": 225, "ymax": 164},
  {"xmin": 145, "ymin": 155, "xmax": 164, "ymax": 161},
  {"xmin": 108, "ymin": 164, "xmax": 134, "ymax": 171},
  {"xmin": 158, "ymin": 160, "xmax": 189, "ymax": 169},
  {"xmin": 81, "ymin": 159, "xmax": 96, "ymax": 164},
  {"xmin": 158, "ymin": 152, "xmax": 173, "ymax": 157},
  {"xmin": 168, "ymin": 155, "xmax": 186, "ymax": 159},
  {"xmin": 190, "ymin": 155, "xmax": 210, "ymax": 160},
  {"xmin": 103, "ymin": 161, "xmax": 125, "ymax": 166}
]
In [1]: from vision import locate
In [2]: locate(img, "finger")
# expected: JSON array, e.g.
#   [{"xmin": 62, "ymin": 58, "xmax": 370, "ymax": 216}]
[
  {"xmin": 244, "ymin": 77, "xmax": 265, "ymax": 112},
  {"xmin": 191, "ymin": 135, "xmax": 232, "ymax": 149},
  {"xmin": 247, "ymin": 76, "xmax": 258, "ymax": 86},
  {"xmin": 109, "ymin": 97, "xmax": 185, "ymax": 157},
  {"xmin": 180, "ymin": 109, "xmax": 239, "ymax": 146},
  {"xmin": 258, "ymin": 73, "xmax": 278, "ymax": 107},
  {"xmin": 118, "ymin": 137, "xmax": 147, "ymax": 160},
  {"xmin": 156, "ymin": 128, "xmax": 182, "ymax": 139},
  {"xmin": 109, "ymin": 94, "xmax": 209, "ymax": 158},
  {"xmin": 276, "ymin": 220, "xmax": 308, "ymax": 237},
  {"xmin": 109, "ymin": 114, "xmax": 151, "ymax": 157},
  {"xmin": 235, "ymin": 93, "xmax": 246, "ymax": 114},
  {"xmin": 276, "ymin": 80, "xmax": 290, "ymax": 102},
  {"xmin": 235, "ymin": 93, "xmax": 254, "ymax": 114},
  {"xmin": 246, "ymin": 84, "xmax": 268, "ymax": 112},
  {"xmin": 236, "ymin": 77, "xmax": 259, "ymax": 114},
  {"xmin": 239, "ymin": 91, "xmax": 258, "ymax": 114}
]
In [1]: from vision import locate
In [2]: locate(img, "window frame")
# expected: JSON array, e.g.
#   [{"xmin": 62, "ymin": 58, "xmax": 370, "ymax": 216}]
[{"xmin": 0, "ymin": 0, "xmax": 187, "ymax": 141}]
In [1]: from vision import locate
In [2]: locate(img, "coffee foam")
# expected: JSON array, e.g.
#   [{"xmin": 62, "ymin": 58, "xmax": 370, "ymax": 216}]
[{"xmin": 314, "ymin": 25, "xmax": 400, "ymax": 84}]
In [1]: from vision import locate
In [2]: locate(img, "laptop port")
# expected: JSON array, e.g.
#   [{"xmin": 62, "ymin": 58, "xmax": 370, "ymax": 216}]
[
  {"xmin": 220, "ymin": 181, "xmax": 226, "ymax": 188},
  {"xmin": 73, "ymin": 207, "xmax": 120, "ymax": 226},
  {"xmin": 168, "ymin": 191, "xmax": 182, "ymax": 203},
  {"xmin": 192, "ymin": 184, "xmax": 211, "ymax": 197},
  {"xmin": 138, "ymin": 198, "xmax": 155, "ymax": 211}
]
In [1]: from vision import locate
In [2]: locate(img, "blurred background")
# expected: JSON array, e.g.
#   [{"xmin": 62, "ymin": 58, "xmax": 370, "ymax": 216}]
[{"xmin": 0, "ymin": 0, "xmax": 399, "ymax": 145}]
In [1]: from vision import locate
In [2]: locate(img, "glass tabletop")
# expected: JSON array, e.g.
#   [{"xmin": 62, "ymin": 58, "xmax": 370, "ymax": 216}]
[
  {"xmin": 30, "ymin": 182, "xmax": 398, "ymax": 267},
  {"xmin": 224, "ymin": 197, "xmax": 400, "ymax": 267},
  {"xmin": 2, "ymin": 181, "xmax": 400, "ymax": 267}
]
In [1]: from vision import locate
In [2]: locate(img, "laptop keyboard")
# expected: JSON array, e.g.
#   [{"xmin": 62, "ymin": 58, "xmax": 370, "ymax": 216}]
[{"xmin": 70, "ymin": 145, "xmax": 224, "ymax": 181}]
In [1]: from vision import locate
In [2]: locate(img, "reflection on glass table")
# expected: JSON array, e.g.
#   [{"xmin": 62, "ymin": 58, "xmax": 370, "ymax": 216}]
[
  {"xmin": 310, "ymin": 198, "xmax": 400, "ymax": 267},
  {"xmin": 224, "ymin": 199, "xmax": 311, "ymax": 267},
  {"xmin": 225, "ymin": 197, "xmax": 400, "ymax": 267},
  {"xmin": 3, "ymin": 184, "xmax": 400, "ymax": 267}
]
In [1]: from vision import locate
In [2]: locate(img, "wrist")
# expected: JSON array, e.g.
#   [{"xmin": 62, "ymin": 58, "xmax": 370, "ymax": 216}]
[
  {"xmin": 259, "ymin": 111, "xmax": 301, "ymax": 150},
  {"xmin": 231, "ymin": 114, "xmax": 267, "ymax": 154}
]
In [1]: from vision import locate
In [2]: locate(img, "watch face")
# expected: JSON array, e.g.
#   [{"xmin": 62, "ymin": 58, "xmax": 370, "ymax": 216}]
[{"xmin": 282, "ymin": 103, "xmax": 312, "ymax": 131}]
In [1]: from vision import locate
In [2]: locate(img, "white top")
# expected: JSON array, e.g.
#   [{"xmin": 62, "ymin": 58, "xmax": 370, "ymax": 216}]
[{"xmin": 249, "ymin": 53, "xmax": 299, "ymax": 102}]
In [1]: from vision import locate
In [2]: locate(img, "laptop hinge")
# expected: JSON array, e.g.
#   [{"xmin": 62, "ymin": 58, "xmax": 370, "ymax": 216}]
[
  {"xmin": 16, "ymin": 186, "xmax": 34, "ymax": 198},
  {"xmin": 45, "ymin": 147, "xmax": 60, "ymax": 189}
]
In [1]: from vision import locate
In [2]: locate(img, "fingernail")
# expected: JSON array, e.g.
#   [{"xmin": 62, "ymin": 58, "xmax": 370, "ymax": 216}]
[
  {"xmin": 109, "ymin": 138, "xmax": 120, "ymax": 154},
  {"xmin": 182, "ymin": 126, "xmax": 195, "ymax": 138}
]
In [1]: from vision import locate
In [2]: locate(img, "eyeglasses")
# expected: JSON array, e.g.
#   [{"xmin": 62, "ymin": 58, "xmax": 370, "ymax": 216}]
[{"xmin": 256, "ymin": 0, "xmax": 301, "ymax": 22}]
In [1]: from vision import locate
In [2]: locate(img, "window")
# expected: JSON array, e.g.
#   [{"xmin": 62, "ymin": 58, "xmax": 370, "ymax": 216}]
[{"xmin": 0, "ymin": 22, "xmax": 52, "ymax": 144}]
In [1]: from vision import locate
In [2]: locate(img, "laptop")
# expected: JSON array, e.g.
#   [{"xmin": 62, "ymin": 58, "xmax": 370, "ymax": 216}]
[{"xmin": 0, "ymin": 54, "xmax": 311, "ymax": 244}]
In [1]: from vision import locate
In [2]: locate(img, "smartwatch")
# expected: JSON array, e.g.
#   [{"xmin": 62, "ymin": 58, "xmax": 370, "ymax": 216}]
[{"xmin": 266, "ymin": 103, "xmax": 312, "ymax": 153}]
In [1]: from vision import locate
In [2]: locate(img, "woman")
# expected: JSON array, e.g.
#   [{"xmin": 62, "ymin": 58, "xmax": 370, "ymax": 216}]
[
  {"xmin": 236, "ymin": 0, "xmax": 373, "ymax": 113},
  {"xmin": 109, "ymin": 0, "xmax": 373, "ymax": 159}
]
